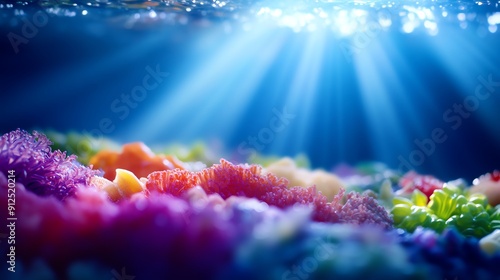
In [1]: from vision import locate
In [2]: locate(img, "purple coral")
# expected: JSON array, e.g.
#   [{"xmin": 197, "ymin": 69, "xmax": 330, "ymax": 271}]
[
  {"xmin": 337, "ymin": 191, "xmax": 393, "ymax": 227},
  {"xmin": 0, "ymin": 129, "xmax": 99, "ymax": 200}
]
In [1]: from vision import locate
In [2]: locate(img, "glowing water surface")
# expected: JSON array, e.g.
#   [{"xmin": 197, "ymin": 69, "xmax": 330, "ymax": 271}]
[{"xmin": 1, "ymin": 0, "xmax": 499, "ymax": 181}]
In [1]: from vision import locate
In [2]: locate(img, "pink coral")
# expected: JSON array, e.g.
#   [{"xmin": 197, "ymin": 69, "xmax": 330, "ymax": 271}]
[{"xmin": 146, "ymin": 159, "xmax": 392, "ymax": 228}]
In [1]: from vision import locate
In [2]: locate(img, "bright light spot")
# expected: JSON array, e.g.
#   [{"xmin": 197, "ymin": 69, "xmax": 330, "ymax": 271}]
[
  {"xmin": 257, "ymin": 7, "xmax": 270, "ymax": 16},
  {"xmin": 442, "ymin": 11, "xmax": 448, "ymax": 17},
  {"xmin": 424, "ymin": 20, "xmax": 437, "ymax": 30},
  {"xmin": 336, "ymin": 11, "xmax": 357, "ymax": 36},
  {"xmin": 280, "ymin": 15, "xmax": 296, "ymax": 29},
  {"xmin": 271, "ymin": 9, "xmax": 282, "ymax": 17},
  {"xmin": 489, "ymin": 24, "xmax": 498, "ymax": 33},
  {"xmin": 276, "ymin": 12, "xmax": 315, "ymax": 32},
  {"xmin": 457, "ymin": 13, "xmax": 466, "ymax": 21},
  {"xmin": 318, "ymin": 10, "xmax": 328, "ymax": 18},
  {"xmin": 488, "ymin": 12, "xmax": 500, "ymax": 25},
  {"xmin": 416, "ymin": 10, "xmax": 426, "ymax": 20},
  {"xmin": 82, "ymin": 10, "xmax": 88, "ymax": 16},
  {"xmin": 257, "ymin": 8, "xmax": 283, "ymax": 18},
  {"xmin": 352, "ymin": 9, "xmax": 368, "ymax": 18},
  {"xmin": 64, "ymin": 11, "xmax": 76, "ymax": 17},
  {"xmin": 402, "ymin": 22, "xmax": 415, "ymax": 33},
  {"xmin": 149, "ymin": 11, "xmax": 157, "ymax": 18},
  {"xmin": 186, "ymin": 7, "xmax": 192, "ymax": 12},
  {"xmin": 338, "ymin": 24, "xmax": 356, "ymax": 35},
  {"xmin": 378, "ymin": 16, "xmax": 392, "ymax": 28},
  {"xmin": 424, "ymin": 20, "xmax": 438, "ymax": 35},
  {"xmin": 423, "ymin": 8, "xmax": 434, "ymax": 20}
]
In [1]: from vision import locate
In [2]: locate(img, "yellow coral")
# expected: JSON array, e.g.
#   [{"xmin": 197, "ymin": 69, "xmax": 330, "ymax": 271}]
[
  {"xmin": 90, "ymin": 169, "xmax": 145, "ymax": 201},
  {"xmin": 114, "ymin": 168, "xmax": 145, "ymax": 196}
]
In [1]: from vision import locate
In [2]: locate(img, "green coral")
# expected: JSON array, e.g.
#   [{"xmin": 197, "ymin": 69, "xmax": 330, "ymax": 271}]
[
  {"xmin": 391, "ymin": 184, "xmax": 500, "ymax": 238},
  {"xmin": 490, "ymin": 206, "xmax": 500, "ymax": 230}
]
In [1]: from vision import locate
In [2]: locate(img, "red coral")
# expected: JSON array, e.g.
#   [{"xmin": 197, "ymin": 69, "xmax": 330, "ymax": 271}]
[
  {"xmin": 488, "ymin": 170, "xmax": 500, "ymax": 182},
  {"xmin": 147, "ymin": 169, "xmax": 200, "ymax": 196},
  {"xmin": 399, "ymin": 171, "xmax": 444, "ymax": 198},
  {"xmin": 146, "ymin": 159, "xmax": 392, "ymax": 228},
  {"xmin": 196, "ymin": 160, "xmax": 288, "ymax": 199}
]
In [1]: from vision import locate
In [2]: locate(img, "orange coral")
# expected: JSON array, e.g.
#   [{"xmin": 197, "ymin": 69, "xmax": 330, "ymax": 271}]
[{"xmin": 89, "ymin": 142, "xmax": 185, "ymax": 180}]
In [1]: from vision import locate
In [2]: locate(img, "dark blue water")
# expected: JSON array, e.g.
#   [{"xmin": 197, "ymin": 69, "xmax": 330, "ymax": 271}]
[{"xmin": 1, "ymin": 0, "xmax": 499, "ymax": 181}]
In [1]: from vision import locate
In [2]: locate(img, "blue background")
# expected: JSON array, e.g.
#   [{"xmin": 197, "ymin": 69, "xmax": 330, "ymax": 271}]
[{"xmin": 1, "ymin": 11, "xmax": 499, "ymax": 182}]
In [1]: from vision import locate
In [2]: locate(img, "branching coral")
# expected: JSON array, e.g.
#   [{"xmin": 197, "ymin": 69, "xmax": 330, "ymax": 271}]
[
  {"xmin": 0, "ymin": 129, "xmax": 99, "ymax": 200},
  {"xmin": 146, "ymin": 159, "xmax": 392, "ymax": 228}
]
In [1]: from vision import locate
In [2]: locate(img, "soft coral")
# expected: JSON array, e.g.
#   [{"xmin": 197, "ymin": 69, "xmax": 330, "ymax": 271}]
[
  {"xmin": 146, "ymin": 159, "xmax": 392, "ymax": 228},
  {"xmin": 0, "ymin": 129, "xmax": 99, "ymax": 200}
]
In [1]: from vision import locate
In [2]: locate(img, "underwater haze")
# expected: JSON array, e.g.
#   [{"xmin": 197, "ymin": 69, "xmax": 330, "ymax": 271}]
[{"xmin": 1, "ymin": 0, "xmax": 500, "ymax": 181}]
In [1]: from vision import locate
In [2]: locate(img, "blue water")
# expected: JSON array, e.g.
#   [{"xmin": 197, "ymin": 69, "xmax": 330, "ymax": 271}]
[{"xmin": 1, "ymin": 0, "xmax": 499, "ymax": 181}]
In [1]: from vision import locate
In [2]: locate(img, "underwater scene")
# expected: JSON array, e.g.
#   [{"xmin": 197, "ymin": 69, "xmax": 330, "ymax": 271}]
[{"xmin": 1, "ymin": 0, "xmax": 500, "ymax": 279}]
